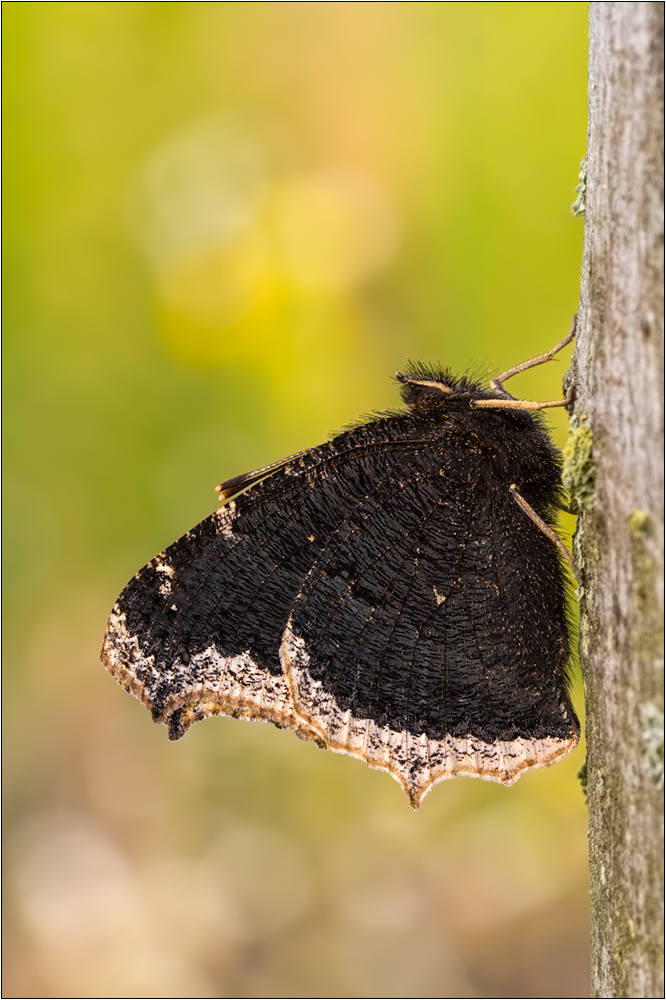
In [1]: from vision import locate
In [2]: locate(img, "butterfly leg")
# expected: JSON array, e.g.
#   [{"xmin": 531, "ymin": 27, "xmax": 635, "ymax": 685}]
[
  {"xmin": 471, "ymin": 396, "xmax": 571, "ymax": 412},
  {"xmin": 490, "ymin": 314, "xmax": 577, "ymax": 392},
  {"xmin": 509, "ymin": 484, "xmax": 579, "ymax": 583}
]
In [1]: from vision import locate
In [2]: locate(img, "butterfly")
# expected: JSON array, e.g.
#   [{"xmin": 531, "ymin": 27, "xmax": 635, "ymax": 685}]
[{"xmin": 102, "ymin": 319, "xmax": 579, "ymax": 808}]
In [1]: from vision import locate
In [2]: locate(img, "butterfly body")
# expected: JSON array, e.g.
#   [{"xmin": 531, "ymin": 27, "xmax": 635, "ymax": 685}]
[{"xmin": 102, "ymin": 360, "xmax": 579, "ymax": 808}]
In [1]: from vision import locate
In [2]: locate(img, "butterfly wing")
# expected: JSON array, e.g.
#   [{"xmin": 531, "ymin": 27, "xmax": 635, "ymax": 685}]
[
  {"xmin": 102, "ymin": 410, "xmax": 578, "ymax": 806},
  {"xmin": 102, "ymin": 415, "xmax": 446, "ymax": 743},
  {"xmin": 280, "ymin": 433, "xmax": 579, "ymax": 806}
]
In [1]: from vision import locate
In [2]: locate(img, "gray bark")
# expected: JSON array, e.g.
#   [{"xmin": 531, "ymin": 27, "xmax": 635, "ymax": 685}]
[{"xmin": 566, "ymin": 4, "xmax": 664, "ymax": 997}]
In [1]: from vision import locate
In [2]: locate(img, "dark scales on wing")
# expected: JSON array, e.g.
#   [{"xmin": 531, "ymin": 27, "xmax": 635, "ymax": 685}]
[{"xmin": 102, "ymin": 350, "xmax": 579, "ymax": 808}]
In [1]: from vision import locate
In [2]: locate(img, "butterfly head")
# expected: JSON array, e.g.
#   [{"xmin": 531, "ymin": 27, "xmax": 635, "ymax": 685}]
[{"xmin": 396, "ymin": 365, "xmax": 486, "ymax": 416}]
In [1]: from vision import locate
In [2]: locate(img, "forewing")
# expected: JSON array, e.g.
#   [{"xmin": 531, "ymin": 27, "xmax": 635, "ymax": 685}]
[{"xmin": 101, "ymin": 416, "xmax": 451, "ymax": 742}]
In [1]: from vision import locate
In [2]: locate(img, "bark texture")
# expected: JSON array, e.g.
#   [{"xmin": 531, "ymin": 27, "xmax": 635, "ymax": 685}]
[{"xmin": 566, "ymin": 4, "xmax": 664, "ymax": 997}]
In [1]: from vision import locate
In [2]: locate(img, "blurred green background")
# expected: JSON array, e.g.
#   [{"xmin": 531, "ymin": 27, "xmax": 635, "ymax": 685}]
[{"xmin": 4, "ymin": 3, "xmax": 589, "ymax": 997}]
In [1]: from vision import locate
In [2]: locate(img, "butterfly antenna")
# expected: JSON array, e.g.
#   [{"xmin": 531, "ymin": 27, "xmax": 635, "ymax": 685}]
[{"xmin": 215, "ymin": 448, "xmax": 312, "ymax": 501}]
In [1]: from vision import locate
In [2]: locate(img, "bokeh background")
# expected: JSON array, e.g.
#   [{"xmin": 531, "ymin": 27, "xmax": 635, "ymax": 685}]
[{"xmin": 4, "ymin": 4, "xmax": 590, "ymax": 997}]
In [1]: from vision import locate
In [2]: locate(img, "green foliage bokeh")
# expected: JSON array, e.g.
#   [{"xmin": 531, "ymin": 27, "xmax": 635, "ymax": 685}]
[{"xmin": 4, "ymin": 5, "xmax": 589, "ymax": 998}]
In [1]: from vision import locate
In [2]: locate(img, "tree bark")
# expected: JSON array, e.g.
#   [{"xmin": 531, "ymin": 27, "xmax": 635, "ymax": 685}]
[{"xmin": 566, "ymin": 4, "xmax": 664, "ymax": 997}]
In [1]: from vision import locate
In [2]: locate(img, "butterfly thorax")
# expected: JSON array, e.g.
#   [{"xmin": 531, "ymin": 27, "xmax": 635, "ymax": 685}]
[{"xmin": 395, "ymin": 366, "xmax": 562, "ymax": 513}]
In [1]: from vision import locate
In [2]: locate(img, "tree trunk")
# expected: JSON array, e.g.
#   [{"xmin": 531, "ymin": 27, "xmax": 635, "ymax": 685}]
[{"xmin": 567, "ymin": 4, "xmax": 664, "ymax": 997}]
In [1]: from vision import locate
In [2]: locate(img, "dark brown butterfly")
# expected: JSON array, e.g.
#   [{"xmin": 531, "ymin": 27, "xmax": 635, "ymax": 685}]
[{"xmin": 102, "ymin": 320, "xmax": 579, "ymax": 807}]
